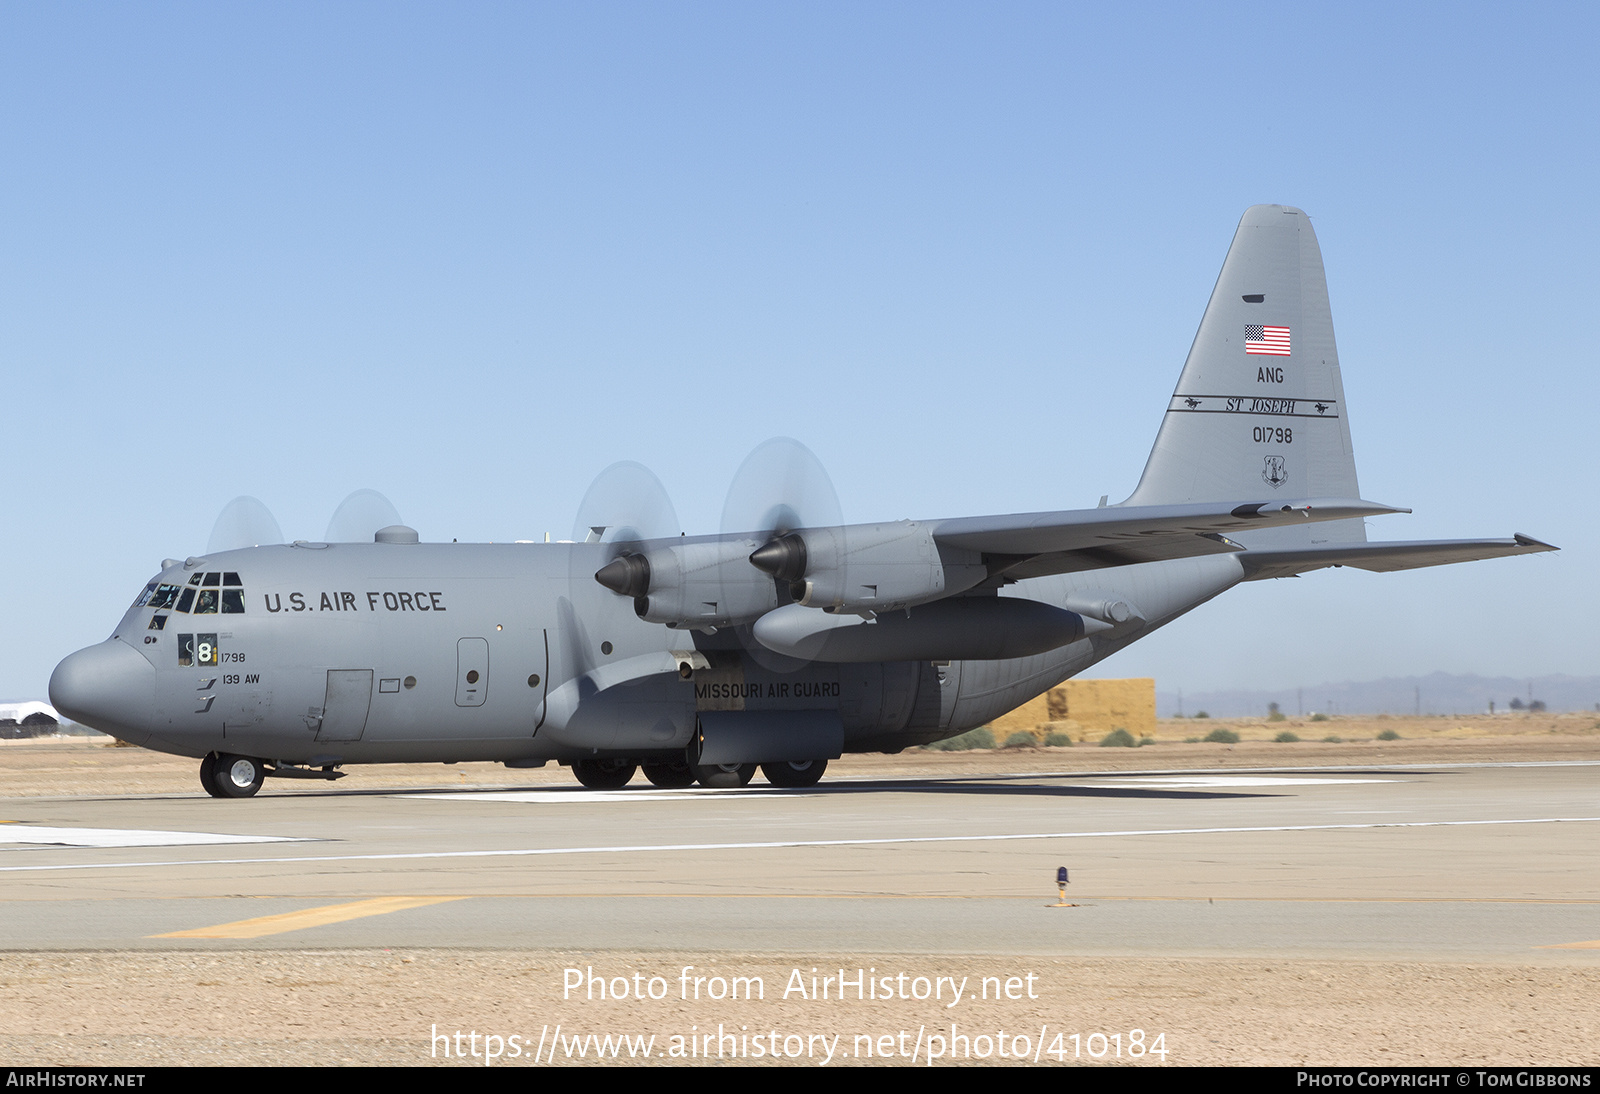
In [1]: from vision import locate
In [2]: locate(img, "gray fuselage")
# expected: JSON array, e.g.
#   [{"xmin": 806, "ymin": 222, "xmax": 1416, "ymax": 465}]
[{"xmin": 59, "ymin": 540, "xmax": 1243, "ymax": 768}]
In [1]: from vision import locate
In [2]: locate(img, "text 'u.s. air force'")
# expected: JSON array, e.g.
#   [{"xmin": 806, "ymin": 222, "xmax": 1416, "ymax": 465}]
[{"xmin": 262, "ymin": 591, "xmax": 448, "ymax": 613}]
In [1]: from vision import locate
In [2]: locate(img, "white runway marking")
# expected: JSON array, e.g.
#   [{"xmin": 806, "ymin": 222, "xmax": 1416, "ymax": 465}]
[
  {"xmin": 0, "ymin": 825, "xmax": 308, "ymax": 848},
  {"xmin": 412, "ymin": 776, "xmax": 1397, "ymax": 803},
  {"xmin": 1083, "ymin": 775, "xmax": 1399, "ymax": 789},
  {"xmin": 2, "ymin": 816, "xmax": 1596, "ymax": 873}
]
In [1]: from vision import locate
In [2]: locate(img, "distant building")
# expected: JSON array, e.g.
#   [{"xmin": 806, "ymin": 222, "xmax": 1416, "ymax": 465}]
[
  {"xmin": 990, "ymin": 678, "xmax": 1157, "ymax": 742},
  {"xmin": 0, "ymin": 700, "xmax": 63, "ymax": 739},
  {"xmin": 0, "ymin": 701, "xmax": 60, "ymax": 723}
]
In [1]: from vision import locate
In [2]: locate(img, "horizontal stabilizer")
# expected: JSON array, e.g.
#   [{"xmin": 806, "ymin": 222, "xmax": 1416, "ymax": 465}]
[{"xmin": 1239, "ymin": 534, "xmax": 1557, "ymax": 581}]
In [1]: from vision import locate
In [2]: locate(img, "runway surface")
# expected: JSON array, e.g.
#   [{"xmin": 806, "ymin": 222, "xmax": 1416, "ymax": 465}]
[{"xmin": 3, "ymin": 760, "xmax": 1598, "ymax": 960}]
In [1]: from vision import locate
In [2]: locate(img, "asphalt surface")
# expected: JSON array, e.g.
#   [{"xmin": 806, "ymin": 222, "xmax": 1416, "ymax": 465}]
[{"xmin": 4, "ymin": 760, "xmax": 1598, "ymax": 959}]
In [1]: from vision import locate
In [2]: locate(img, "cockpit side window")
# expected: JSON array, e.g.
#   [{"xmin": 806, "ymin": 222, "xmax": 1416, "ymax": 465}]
[
  {"xmin": 134, "ymin": 582, "xmax": 158, "ymax": 608},
  {"xmin": 168, "ymin": 574, "xmax": 244, "ymax": 613}
]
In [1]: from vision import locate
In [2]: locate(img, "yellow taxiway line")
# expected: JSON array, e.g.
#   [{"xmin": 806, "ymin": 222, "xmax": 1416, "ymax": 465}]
[{"xmin": 153, "ymin": 895, "xmax": 468, "ymax": 939}]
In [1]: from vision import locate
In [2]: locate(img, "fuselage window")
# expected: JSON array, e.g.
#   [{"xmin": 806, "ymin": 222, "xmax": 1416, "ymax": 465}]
[
  {"xmin": 176, "ymin": 588, "xmax": 196, "ymax": 613},
  {"xmin": 193, "ymin": 589, "xmax": 220, "ymax": 614}
]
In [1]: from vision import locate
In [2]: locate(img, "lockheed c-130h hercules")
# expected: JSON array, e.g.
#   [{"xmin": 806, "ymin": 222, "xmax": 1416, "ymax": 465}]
[{"xmin": 51, "ymin": 205, "xmax": 1555, "ymax": 797}]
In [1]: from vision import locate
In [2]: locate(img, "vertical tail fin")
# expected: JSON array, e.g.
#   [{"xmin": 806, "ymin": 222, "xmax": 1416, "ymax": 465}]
[{"xmin": 1124, "ymin": 205, "xmax": 1365, "ymax": 546}]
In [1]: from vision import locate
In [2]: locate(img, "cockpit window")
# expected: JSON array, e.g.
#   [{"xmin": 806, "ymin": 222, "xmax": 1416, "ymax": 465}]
[
  {"xmin": 148, "ymin": 614, "xmax": 168, "ymax": 631},
  {"xmin": 134, "ymin": 582, "xmax": 158, "ymax": 608},
  {"xmin": 165, "ymin": 574, "xmax": 244, "ymax": 613}
]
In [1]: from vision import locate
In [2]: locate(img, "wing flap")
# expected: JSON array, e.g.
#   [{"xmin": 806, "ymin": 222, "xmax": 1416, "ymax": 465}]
[
  {"xmin": 995, "ymin": 533, "xmax": 1247, "ymax": 579},
  {"xmin": 1239, "ymin": 534, "xmax": 1557, "ymax": 580},
  {"xmin": 931, "ymin": 497, "xmax": 1405, "ymax": 558}
]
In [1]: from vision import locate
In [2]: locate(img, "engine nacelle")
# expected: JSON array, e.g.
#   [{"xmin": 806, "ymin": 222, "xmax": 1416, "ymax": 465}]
[
  {"xmin": 749, "ymin": 522, "xmax": 986, "ymax": 613},
  {"xmin": 598, "ymin": 537, "xmax": 782, "ymax": 629}
]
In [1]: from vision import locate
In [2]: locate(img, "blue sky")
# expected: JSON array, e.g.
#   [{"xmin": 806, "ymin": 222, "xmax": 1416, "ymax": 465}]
[{"xmin": 4, "ymin": 2, "xmax": 1595, "ymax": 700}]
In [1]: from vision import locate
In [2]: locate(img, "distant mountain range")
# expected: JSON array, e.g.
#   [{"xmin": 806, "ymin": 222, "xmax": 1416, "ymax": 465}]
[{"xmin": 1151, "ymin": 673, "xmax": 1600, "ymax": 718}]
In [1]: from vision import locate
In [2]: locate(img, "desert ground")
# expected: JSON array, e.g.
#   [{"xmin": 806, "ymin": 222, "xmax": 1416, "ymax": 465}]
[{"xmin": 2, "ymin": 714, "xmax": 1596, "ymax": 1067}]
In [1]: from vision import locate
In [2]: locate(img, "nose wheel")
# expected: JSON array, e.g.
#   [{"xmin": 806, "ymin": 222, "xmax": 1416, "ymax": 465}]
[
  {"xmin": 199, "ymin": 754, "xmax": 222, "ymax": 797},
  {"xmin": 201, "ymin": 753, "xmax": 266, "ymax": 798}
]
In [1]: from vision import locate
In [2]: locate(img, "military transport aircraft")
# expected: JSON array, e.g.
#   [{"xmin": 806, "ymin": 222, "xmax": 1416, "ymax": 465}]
[{"xmin": 50, "ymin": 205, "xmax": 1555, "ymax": 797}]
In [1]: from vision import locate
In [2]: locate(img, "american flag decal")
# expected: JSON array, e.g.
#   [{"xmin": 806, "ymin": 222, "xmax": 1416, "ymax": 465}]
[{"xmin": 1245, "ymin": 324, "xmax": 1291, "ymax": 356}]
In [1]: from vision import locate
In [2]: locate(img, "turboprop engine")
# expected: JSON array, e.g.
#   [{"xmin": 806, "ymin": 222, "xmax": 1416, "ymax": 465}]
[
  {"xmin": 747, "ymin": 521, "xmax": 987, "ymax": 612},
  {"xmin": 594, "ymin": 536, "xmax": 782, "ymax": 629},
  {"xmin": 594, "ymin": 520, "xmax": 991, "ymax": 630}
]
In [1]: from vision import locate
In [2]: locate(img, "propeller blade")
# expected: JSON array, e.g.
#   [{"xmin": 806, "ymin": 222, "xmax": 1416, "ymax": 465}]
[
  {"xmin": 572, "ymin": 461, "xmax": 680, "ymax": 545},
  {"xmin": 720, "ymin": 438, "xmax": 843, "ymax": 672},
  {"xmin": 206, "ymin": 496, "xmax": 284, "ymax": 553},
  {"xmin": 720, "ymin": 437, "xmax": 842, "ymax": 538},
  {"xmin": 325, "ymin": 490, "xmax": 404, "ymax": 543}
]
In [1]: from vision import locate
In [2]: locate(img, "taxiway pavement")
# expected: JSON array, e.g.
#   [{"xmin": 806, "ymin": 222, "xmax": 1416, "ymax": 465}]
[{"xmin": 3, "ymin": 760, "xmax": 1597, "ymax": 960}]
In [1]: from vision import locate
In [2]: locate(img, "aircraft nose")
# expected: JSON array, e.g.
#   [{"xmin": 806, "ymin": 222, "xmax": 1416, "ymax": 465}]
[{"xmin": 49, "ymin": 641, "xmax": 156, "ymax": 744}]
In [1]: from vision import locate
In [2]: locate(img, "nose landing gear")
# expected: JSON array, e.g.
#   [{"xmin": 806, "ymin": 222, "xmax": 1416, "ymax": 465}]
[{"xmin": 200, "ymin": 753, "xmax": 266, "ymax": 798}]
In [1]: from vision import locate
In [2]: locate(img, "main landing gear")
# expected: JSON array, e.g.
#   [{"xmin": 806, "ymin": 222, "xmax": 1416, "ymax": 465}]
[
  {"xmin": 572, "ymin": 758, "xmax": 638, "ymax": 789},
  {"xmin": 565, "ymin": 756, "xmax": 828, "ymax": 789},
  {"xmin": 690, "ymin": 762, "xmax": 758, "ymax": 789},
  {"xmin": 641, "ymin": 758, "xmax": 696, "ymax": 788},
  {"xmin": 760, "ymin": 758, "xmax": 828, "ymax": 788}
]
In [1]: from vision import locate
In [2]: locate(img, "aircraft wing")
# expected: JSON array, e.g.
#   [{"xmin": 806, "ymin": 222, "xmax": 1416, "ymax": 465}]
[
  {"xmin": 1237, "ymin": 534, "xmax": 1558, "ymax": 581},
  {"xmin": 929, "ymin": 497, "xmax": 1409, "ymax": 578}
]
